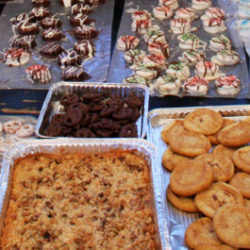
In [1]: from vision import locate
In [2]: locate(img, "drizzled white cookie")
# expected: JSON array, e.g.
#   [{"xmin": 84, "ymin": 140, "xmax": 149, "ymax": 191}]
[
  {"xmin": 166, "ymin": 62, "xmax": 190, "ymax": 80},
  {"xmin": 215, "ymin": 74, "xmax": 241, "ymax": 95},
  {"xmin": 211, "ymin": 50, "xmax": 240, "ymax": 66}
]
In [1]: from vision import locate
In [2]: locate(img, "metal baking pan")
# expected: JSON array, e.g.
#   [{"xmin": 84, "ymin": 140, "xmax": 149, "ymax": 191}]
[
  {"xmin": 35, "ymin": 81, "xmax": 149, "ymax": 139},
  {"xmin": 0, "ymin": 138, "xmax": 170, "ymax": 249},
  {"xmin": 0, "ymin": 0, "xmax": 114, "ymax": 89},
  {"xmin": 147, "ymin": 104, "xmax": 250, "ymax": 250}
]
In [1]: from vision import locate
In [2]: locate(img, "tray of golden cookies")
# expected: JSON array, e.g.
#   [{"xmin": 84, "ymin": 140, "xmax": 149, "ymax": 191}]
[{"xmin": 147, "ymin": 105, "xmax": 250, "ymax": 250}]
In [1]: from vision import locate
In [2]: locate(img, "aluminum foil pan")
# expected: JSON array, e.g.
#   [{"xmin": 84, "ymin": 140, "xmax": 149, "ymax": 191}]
[
  {"xmin": 0, "ymin": 0, "xmax": 114, "ymax": 89},
  {"xmin": 35, "ymin": 81, "xmax": 149, "ymax": 138},
  {"xmin": 0, "ymin": 115, "xmax": 37, "ymax": 158},
  {"xmin": 147, "ymin": 104, "xmax": 250, "ymax": 250},
  {"xmin": 0, "ymin": 138, "xmax": 170, "ymax": 250},
  {"xmin": 107, "ymin": 0, "xmax": 250, "ymax": 98}
]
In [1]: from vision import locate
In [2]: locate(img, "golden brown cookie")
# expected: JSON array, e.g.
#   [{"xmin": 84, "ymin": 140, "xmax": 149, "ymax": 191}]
[
  {"xmin": 170, "ymin": 154, "xmax": 214, "ymax": 196},
  {"xmin": 166, "ymin": 185, "xmax": 199, "ymax": 213},
  {"xmin": 194, "ymin": 244, "xmax": 237, "ymax": 250},
  {"xmin": 169, "ymin": 129, "xmax": 211, "ymax": 158},
  {"xmin": 212, "ymin": 144, "xmax": 235, "ymax": 160},
  {"xmin": 229, "ymin": 172, "xmax": 250, "ymax": 198},
  {"xmin": 162, "ymin": 147, "xmax": 193, "ymax": 172},
  {"xmin": 184, "ymin": 109, "xmax": 223, "ymax": 135},
  {"xmin": 213, "ymin": 204, "xmax": 250, "ymax": 249},
  {"xmin": 217, "ymin": 120, "xmax": 250, "ymax": 147},
  {"xmin": 210, "ymin": 151, "xmax": 234, "ymax": 182},
  {"xmin": 233, "ymin": 146, "xmax": 250, "ymax": 173},
  {"xmin": 208, "ymin": 119, "xmax": 236, "ymax": 145},
  {"xmin": 194, "ymin": 182, "xmax": 244, "ymax": 218},
  {"xmin": 161, "ymin": 120, "xmax": 184, "ymax": 144},
  {"xmin": 185, "ymin": 217, "xmax": 226, "ymax": 249}
]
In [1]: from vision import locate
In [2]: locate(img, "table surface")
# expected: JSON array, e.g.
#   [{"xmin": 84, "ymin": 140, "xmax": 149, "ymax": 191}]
[{"xmin": 0, "ymin": 0, "xmax": 249, "ymax": 119}]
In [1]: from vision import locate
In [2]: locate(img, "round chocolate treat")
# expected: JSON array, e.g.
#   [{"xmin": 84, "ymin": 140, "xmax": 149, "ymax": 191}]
[
  {"xmin": 74, "ymin": 40, "xmax": 95, "ymax": 58},
  {"xmin": 61, "ymin": 66, "xmax": 90, "ymax": 81},
  {"xmin": 40, "ymin": 42, "xmax": 64, "ymax": 57},
  {"xmin": 10, "ymin": 35, "xmax": 37, "ymax": 49},
  {"xmin": 31, "ymin": 0, "xmax": 50, "ymax": 7},
  {"xmin": 26, "ymin": 64, "xmax": 51, "ymax": 84},
  {"xmin": 10, "ymin": 12, "xmax": 36, "ymax": 24},
  {"xmin": 18, "ymin": 22, "xmax": 39, "ymax": 35},
  {"xmin": 74, "ymin": 25, "xmax": 98, "ymax": 40},
  {"xmin": 71, "ymin": 3, "xmax": 93, "ymax": 15},
  {"xmin": 70, "ymin": 13, "xmax": 94, "ymax": 26},
  {"xmin": 30, "ymin": 7, "xmax": 51, "ymax": 20},
  {"xmin": 42, "ymin": 28, "xmax": 64, "ymax": 41},
  {"xmin": 58, "ymin": 48, "xmax": 81, "ymax": 68},
  {"xmin": 41, "ymin": 16, "xmax": 62, "ymax": 29}
]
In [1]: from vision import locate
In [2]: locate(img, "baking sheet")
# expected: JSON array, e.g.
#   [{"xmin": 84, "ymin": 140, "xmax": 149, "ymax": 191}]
[
  {"xmin": 0, "ymin": 0, "xmax": 114, "ymax": 89},
  {"xmin": 0, "ymin": 115, "xmax": 37, "ymax": 158},
  {"xmin": 35, "ymin": 82, "xmax": 149, "ymax": 139},
  {"xmin": 0, "ymin": 138, "xmax": 170, "ymax": 249},
  {"xmin": 147, "ymin": 104, "xmax": 250, "ymax": 250},
  {"xmin": 107, "ymin": 0, "xmax": 250, "ymax": 98}
]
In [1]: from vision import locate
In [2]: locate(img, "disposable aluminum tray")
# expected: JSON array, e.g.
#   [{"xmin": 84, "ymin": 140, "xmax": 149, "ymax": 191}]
[
  {"xmin": 35, "ymin": 81, "xmax": 149, "ymax": 139},
  {"xmin": 107, "ymin": 0, "xmax": 250, "ymax": 98},
  {"xmin": 0, "ymin": 138, "xmax": 170, "ymax": 249},
  {"xmin": 0, "ymin": 0, "xmax": 114, "ymax": 89},
  {"xmin": 147, "ymin": 104, "xmax": 250, "ymax": 250}
]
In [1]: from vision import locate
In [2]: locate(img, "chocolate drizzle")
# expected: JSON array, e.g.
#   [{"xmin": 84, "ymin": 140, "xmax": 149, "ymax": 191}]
[
  {"xmin": 40, "ymin": 42, "xmax": 64, "ymax": 57},
  {"xmin": 10, "ymin": 35, "xmax": 37, "ymax": 49},
  {"xmin": 61, "ymin": 66, "xmax": 90, "ymax": 81}
]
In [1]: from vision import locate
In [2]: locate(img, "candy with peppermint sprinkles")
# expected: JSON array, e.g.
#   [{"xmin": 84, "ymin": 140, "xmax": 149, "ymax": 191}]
[
  {"xmin": 4, "ymin": 48, "xmax": 30, "ymax": 67},
  {"xmin": 215, "ymin": 75, "xmax": 241, "ymax": 96},
  {"xmin": 26, "ymin": 64, "xmax": 51, "ymax": 84},
  {"xmin": 183, "ymin": 76, "xmax": 209, "ymax": 96}
]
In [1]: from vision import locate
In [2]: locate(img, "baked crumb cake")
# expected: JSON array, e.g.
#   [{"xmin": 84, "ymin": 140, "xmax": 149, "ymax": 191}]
[{"xmin": 0, "ymin": 150, "xmax": 160, "ymax": 249}]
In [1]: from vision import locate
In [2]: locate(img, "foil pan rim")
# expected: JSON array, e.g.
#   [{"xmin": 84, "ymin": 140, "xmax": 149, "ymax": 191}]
[
  {"xmin": 35, "ymin": 82, "xmax": 150, "ymax": 139},
  {"xmin": 0, "ymin": 138, "xmax": 170, "ymax": 250}
]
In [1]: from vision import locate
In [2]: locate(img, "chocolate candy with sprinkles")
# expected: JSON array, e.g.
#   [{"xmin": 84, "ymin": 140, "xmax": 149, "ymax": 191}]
[{"xmin": 26, "ymin": 64, "xmax": 51, "ymax": 84}]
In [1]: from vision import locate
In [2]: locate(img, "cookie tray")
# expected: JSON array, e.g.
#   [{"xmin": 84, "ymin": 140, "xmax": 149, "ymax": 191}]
[
  {"xmin": 0, "ymin": 138, "xmax": 170, "ymax": 249},
  {"xmin": 147, "ymin": 104, "xmax": 250, "ymax": 250},
  {"xmin": 35, "ymin": 81, "xmax": 149, "ymax": 139}
]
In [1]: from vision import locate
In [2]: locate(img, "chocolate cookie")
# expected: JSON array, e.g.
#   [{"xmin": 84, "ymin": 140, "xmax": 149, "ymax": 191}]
[
  {"xmin": 31, "ymin": 0, "xmax": 50, "ymax": 7},
  {"xmin": 10, "ymin": 12, "xmax": 35, "ymax": 24},
  {"xmin": 70, "ymin": 14, "xmax": 94, "ymax": 27},
  {"xmin": 58, "ymin": 48, "xmax": 81, "ymax": 69},
  {"xmin": 10, "ymin": 35, "xmax": 37, "ymax": 49},
  {"xmin": 18, "ymin": 22, "xmax": 39, "ymax": 35},
  {"xmin": 40, "ymin": 16, "xmax": 62, "ymax": 29},
  {"xmin": 74, "ymin": 25, "xmax": 98, "ymax": 40},
  {"xmin": 71, "ymin": 3, "xmax": 93, "ymax": 15},
  {"xmin": 40, "ymin": 42, "xmax": 64, "ymax": 57},
  {"xmin": 30, "ymin": 7, "xmax": 51, "ymax": 20},
  {"xmin": 42, "ymin": 28, "xmax": 64, "ymax": 41},
  {"xmin": 61, "ymin": 66, "xmax": 90, "ymax": 81},
  {"xmin": 74, "ymin": 40, "xmax": 95, "ymax": 58}
]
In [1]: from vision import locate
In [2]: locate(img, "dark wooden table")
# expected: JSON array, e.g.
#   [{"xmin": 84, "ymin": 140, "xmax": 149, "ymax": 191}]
[{"xmin": 0, "ymin": 1, "xmax": 249, "ymax": 119}]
